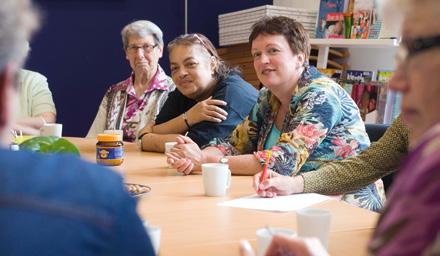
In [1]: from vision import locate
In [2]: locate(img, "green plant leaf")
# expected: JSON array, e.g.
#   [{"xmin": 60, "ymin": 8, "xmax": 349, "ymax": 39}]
[{"xmin": 19, "ymin": 136, "xmax": 80, "ymax": 155}]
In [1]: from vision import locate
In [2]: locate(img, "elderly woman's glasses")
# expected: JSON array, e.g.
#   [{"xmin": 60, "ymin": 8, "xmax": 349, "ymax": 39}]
[
  {"xmin": 127, "ymin": 43, "xmax": 158, "ymax": 54},
  {"xmin": 397, "ymin": 35, "xmax": 440, "ymax": 64}
]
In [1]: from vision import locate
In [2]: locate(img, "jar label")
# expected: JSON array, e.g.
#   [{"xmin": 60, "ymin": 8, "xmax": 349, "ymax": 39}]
[{"xmin": 96, "ymin": 147, "xmax": 124, "ymax": 160}]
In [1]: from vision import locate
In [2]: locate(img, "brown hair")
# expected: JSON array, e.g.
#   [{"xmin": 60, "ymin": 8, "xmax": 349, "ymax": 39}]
[
  {"xmin": 249, "ymin": 16, "xmax": 310, "ymax": 64},
  {"xmin": 167, "ymin": 33, "xmax": 240, "ymax": 80}
]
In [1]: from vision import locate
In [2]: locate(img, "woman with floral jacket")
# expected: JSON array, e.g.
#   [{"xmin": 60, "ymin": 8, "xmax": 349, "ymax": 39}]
[{"xmin": 166, "ymin": 16, "xmax": 384, "ymax": 211}]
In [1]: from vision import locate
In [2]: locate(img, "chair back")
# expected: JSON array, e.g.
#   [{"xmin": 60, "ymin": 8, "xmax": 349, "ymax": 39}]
[{"xmin": 365, "ymin": 124, "xmax": 389, "ymax": 142}]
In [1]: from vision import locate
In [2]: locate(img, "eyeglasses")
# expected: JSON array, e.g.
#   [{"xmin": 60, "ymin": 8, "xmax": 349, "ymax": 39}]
[
  {"xmin": 397, "ymin": 35, "xmax": 440, "ymax": 64},
  {"xmin": 127, "ymin": 43, "xmax": 158, "ymax": 54}
]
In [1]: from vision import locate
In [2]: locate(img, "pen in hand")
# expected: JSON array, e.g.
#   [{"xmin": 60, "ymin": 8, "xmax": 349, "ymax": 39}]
[{"xmin": 258, "ymin": 151, "xmax": 272, "ymax": 193}]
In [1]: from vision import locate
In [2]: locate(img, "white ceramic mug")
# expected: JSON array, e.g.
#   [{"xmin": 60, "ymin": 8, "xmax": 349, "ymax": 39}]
[
  {"xmin": 164, "ymin": 142, "xmax": 177, "ymax": 168},
  {"xmin": 201, "ymin": 163, "xmax": 231, "ymax": 196},
  {"xmin": 40, "ymin": 123, "xmax": 63, "ymax": 137},
  {"xmin": 164, "ymin": 141, "xmax": 177, "ymax": 153},
  {"xmin": 296, "ymin": 208, "xmax": 331, "ymax": 249},
  {"xmin": 256, "ymin": 227, "xmax": 296, "ymax": 256},
  {"xmin": 143, "ymin": 221, "xmax": 161, "ymax": 255}
]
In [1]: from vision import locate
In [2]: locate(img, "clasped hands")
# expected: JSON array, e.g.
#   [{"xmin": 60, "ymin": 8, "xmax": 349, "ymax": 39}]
[{"xmin": 165, "ymin": 135, "xmax": 204, "ymax": 175}]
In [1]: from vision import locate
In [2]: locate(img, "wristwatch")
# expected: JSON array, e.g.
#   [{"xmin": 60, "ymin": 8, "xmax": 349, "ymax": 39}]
[{"xmin": 219, "ymin": 157, "xmax": 228, "ymax": 165}]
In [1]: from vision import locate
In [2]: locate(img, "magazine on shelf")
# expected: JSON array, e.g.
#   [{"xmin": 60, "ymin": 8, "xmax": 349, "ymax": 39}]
[
  {"xmin": 351, "ymin": 10, "xmax": 372, "ymax": 39},
  {"xmin": 325, "ymin": 12, "xmax": 345, "ymax": 38},
  {"xmin": 346, "ymin": 70, "xmax": 375, "ymax": 83},
  {"xmin": 342, "ymin": 70, "xmax": 375, "ymax": 121},
  {"xmin": 375, "ymin": 71, "xmax": 401, "ymax": 124},
  {"xmin": 351, "ymin": 0, "xmax": 374, "ymax": 39},
  {"xmin": 368, "ymin": 8, "xmax": 381, "ymax": 39},
  {"xmin": 316, "ymin": 0, "xmax": 346, "ymax": 38},
  {"xmin": 346, "ymin": 83, "xmax": 378, "ymax": 122}
]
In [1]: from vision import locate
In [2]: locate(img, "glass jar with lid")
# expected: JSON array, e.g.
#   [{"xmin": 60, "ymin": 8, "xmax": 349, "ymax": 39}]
[{"xmin": 96, "ymin": 134, "xmax": 124, "ymax": 166}]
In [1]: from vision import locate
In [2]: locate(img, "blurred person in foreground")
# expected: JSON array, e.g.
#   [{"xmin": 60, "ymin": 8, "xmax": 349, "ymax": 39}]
[
  {"xmin": 87, "ymin": 20, "xmax": 175, "ymax": 142},
  {"xmin": 244, "ymin": 0, "xmax": 440, "ymax": 255},
  {"xmin": 0, "ymin": 1, "xmax": 154, "ymax": 254}
]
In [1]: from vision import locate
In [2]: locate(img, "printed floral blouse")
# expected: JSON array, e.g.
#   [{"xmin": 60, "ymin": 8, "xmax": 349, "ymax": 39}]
[{"xmin": 209, "ymin": 66, "xmax": 385, "ymax": 212}]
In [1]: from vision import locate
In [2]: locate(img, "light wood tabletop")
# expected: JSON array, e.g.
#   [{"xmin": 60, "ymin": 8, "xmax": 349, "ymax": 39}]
[{"xmin": 70, "ymin": 137, "xmax": 378, "ymax": 256}]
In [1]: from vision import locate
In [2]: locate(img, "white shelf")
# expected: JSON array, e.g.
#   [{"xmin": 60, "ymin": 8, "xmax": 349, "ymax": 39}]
[
  {"xmin": 310, "ymin": 39, "xmax": 399, "ymax": 69},
  {"xmin": 310, "ymin": 38, "xmax": 399, "ymax": 48}
]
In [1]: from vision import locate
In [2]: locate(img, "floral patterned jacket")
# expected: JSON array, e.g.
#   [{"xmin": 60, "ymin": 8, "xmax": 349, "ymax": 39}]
[
  {"xmin": 87, "ymin": 66, "xmax": 175, "ymax": 142},
  {"xmin": 210, "ymin": 66, "xmax": 385, "ymax": 211}
]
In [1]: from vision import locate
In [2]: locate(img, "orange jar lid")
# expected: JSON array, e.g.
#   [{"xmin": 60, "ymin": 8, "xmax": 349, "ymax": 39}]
[{"xmin": 97, "ymin": 133, "xmax": 121, "ymax": 142}]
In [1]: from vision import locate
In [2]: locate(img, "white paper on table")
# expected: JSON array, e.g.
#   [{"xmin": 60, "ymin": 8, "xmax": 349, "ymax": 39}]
[{"xmin": 218, "ymin": 193, "xmax": 330, "ymax": 212}]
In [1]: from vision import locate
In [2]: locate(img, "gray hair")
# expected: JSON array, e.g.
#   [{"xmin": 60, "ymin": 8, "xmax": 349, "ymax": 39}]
[
  {"xmin": 121, "ymin": 20, "xmax": 164, "ymax": 50},
  {"xmin": 0, "ymin": 0, "xmax": 39, "ymax": 72}
]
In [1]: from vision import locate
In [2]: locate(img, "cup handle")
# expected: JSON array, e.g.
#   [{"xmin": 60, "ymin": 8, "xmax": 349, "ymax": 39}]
[{"xmin": 226, "ymin": 169, "xmax": 231, "ymax": 189}]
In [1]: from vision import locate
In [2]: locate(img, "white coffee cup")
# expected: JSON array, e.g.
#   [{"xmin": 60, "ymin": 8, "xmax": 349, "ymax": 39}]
[
  {"xmin": 40, "ymin": 123, "xmax": 62, "ymax": 137},
  {"xmin": 143, "ymin": 221, "xmax": 161, "ymax": 255},
  {"xmin": 164, "ymin": 141, "xmax": 177, "ymax": 153},
  {"xmin": 201, "ymin": 163, "xmax": 231, "ymax": 196},
  {"xmin": 256, "ymin": 227, "xmax": 296, "ymax": 256},
  {"xmin": 296, "ymin": 208, "xmax": 331, "ymax": 249},
  {"xmin": 164, "ymin": 142, "xmax": 177, "ymax": 168}
]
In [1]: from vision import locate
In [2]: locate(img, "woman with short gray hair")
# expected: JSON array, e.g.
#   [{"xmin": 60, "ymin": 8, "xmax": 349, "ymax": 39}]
[
  {"xmin": 121, "ymin": 20, "xmax": 164, "ymax": 50},
  {"xmin": 87, "ymin": 20, "xmax": 175, "ymax": 142}
]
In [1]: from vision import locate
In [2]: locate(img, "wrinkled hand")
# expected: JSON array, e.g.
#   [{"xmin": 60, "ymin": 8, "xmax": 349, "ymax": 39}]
[
  {"xmin": 264, "ymin": 235, "xmax": 328, "ymax": 256},
  {"xmin": 253, "ymin": 170, "xmax": 304, "ymax": 198},
  {"xmin": 166, "ymin": 135, "xmax": 204, "ymax": 175},
  {"xmin": 187, "ymin": 96, "xmax": 227, "ymax": 124}
]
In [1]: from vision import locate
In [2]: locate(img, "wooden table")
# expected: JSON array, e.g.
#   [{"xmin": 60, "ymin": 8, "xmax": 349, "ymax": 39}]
[{"xmin": 70, "ymin": 137, "xmax": 378, "ymax": 256}]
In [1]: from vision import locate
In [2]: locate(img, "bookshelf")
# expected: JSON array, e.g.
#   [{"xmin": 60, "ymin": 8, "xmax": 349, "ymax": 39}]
[
  {"xmin": 310, "ymin": 39, "xmax": 399, "ymax": 68},
  {"xmin": 217, "ymin": 39, "xmax": 399, "ymax": 89}
]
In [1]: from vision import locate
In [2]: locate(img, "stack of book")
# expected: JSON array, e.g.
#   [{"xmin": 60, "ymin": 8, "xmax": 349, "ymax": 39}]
[{"xmin": 219, "ymin": 5, "xmax": 317, "ymax": 46}]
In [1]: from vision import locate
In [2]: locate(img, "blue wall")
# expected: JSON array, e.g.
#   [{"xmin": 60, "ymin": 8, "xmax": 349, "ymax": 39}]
[{"xmin": 26, "ymin": 0, "xmax": 270, "ymax": 136}]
